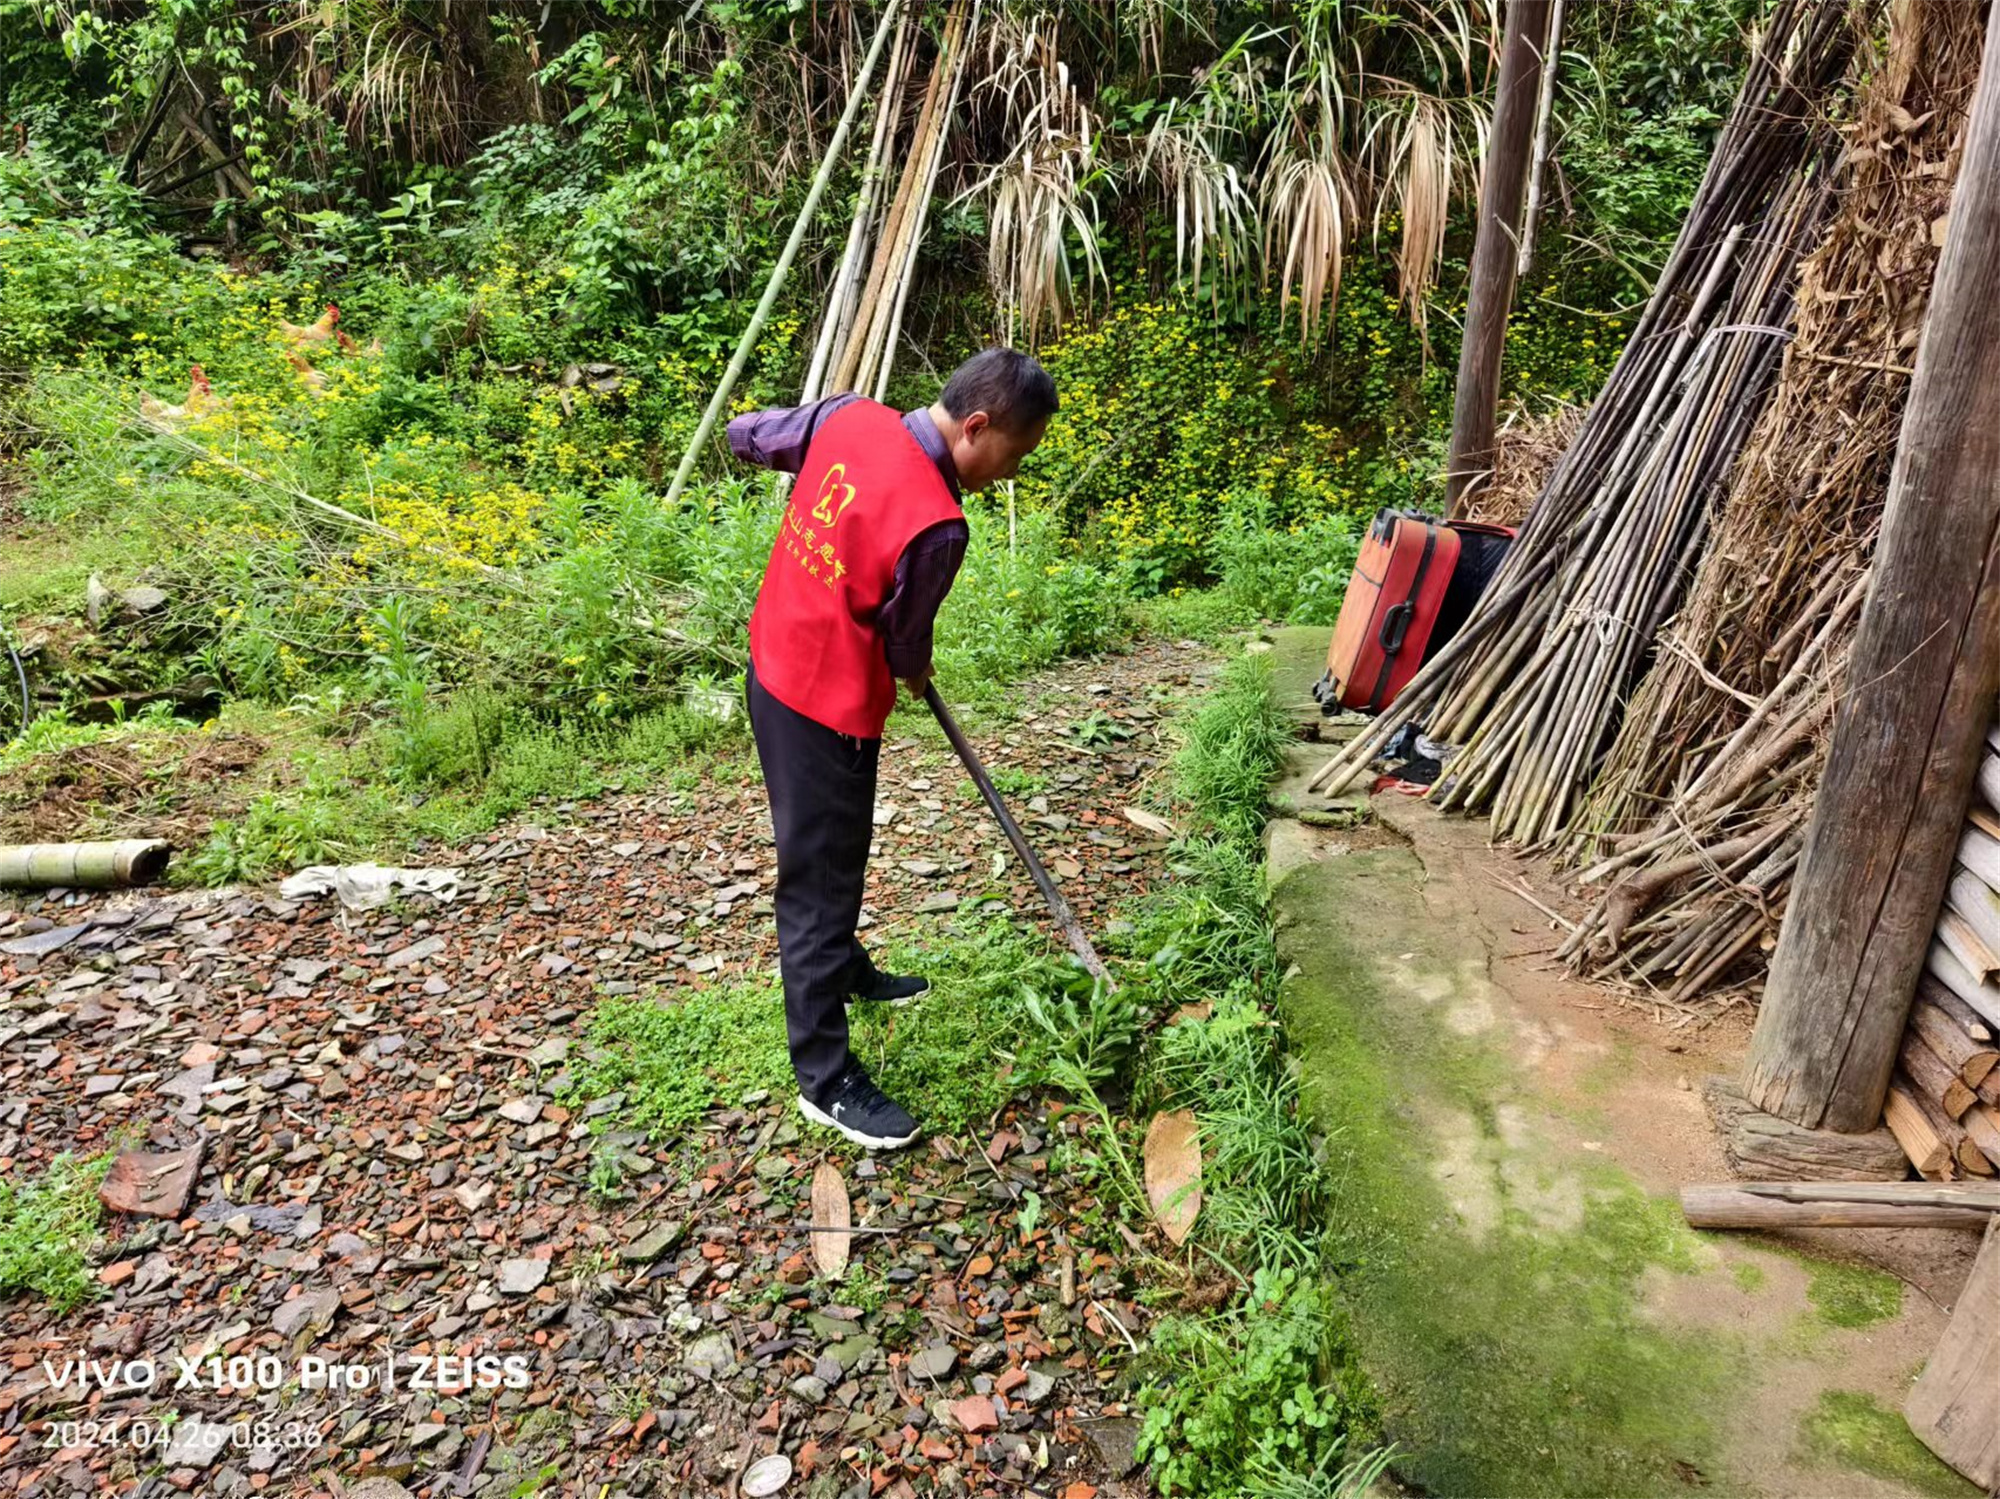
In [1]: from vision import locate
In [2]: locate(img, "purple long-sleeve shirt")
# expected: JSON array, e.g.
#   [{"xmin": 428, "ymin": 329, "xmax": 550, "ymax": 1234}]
[{"xmin": 727, "ymin": 393, "xmax": 969, "ymax": 680}]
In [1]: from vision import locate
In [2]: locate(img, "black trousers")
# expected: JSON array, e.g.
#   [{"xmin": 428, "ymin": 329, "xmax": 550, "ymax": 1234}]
[{"xmin": 745, "ymin": 660, "xmax": 878, "ymax": 1100}]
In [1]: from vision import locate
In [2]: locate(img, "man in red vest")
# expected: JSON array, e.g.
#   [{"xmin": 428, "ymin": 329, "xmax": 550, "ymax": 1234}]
[{"xmin": 728, "ymin": 349, "xmax": 1058, "ymax": 1149}]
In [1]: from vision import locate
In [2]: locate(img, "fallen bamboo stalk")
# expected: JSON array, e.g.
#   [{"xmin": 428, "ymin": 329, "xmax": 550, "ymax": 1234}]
[{"xmin": 0, "ymin": 840, "xmax": 171, "ymax": 890}]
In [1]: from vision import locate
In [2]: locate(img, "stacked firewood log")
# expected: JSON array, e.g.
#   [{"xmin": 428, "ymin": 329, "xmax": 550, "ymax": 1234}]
[{"xmin": 1888, "ymin": 717, "xmax": 2000, "ymax": 1179}]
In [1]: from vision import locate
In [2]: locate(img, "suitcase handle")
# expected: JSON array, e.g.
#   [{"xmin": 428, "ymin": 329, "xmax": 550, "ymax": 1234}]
[{"xmin": 1379, "ymin": 601, "xmax": 1414, "ymax": 656}]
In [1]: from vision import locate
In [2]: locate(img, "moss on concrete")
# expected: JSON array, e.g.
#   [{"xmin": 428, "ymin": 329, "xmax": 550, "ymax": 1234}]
[
  {"xmin": 1798, "ymin": 1392, "xmax": 1981, "ymax": 1499},
  {"xmin": 1278, "ymin": 849, "xmax": 1741, "ymax": 1497},
  {"xmin": 1805, "ymin": 1260, "xmax": 1903, "ymax": 1330}
]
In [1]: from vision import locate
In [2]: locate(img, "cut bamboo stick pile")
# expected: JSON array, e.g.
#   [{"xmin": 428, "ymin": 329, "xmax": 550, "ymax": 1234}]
[
  {"xmin": 1309, "ymin": 0, "xmax": 1869, "ymax": 844},
  {"xmin": 1546, "ymin": 0, "xmax": 1986, "ymax": 1000}
]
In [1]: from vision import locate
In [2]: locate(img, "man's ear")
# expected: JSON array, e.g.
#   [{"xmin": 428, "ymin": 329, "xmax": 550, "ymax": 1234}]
[{"xmin": 961, "ymin": 410, "xmax": 990, "ymax": 442}]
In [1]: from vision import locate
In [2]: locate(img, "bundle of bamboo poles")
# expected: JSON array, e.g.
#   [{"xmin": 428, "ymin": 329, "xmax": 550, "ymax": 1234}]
[
  {"xmin": 1887, "ymin": 718, "xmax": 2000, "ymax": 1179},
  {"xmin": 1310, "ymin": 0, "xmax": 1868, "ymax": 832},
  {"xmin": 1554, "ymin": 0, "xmax": 1985, "ymax": 1003},
  {"xmin": 803, "ymin": 0, "xmax": 979, "ymax": 405}
]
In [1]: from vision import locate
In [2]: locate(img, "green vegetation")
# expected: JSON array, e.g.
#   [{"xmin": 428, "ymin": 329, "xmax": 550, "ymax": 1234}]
[
  {"xmin": 1102, "ymin": 656, "xmax": 1391, "ymax": 1497},
  {"xmin": 0, "ymin": 1152, "xmax": 113, "ymax": 1312},
  {"xmin": 1, "ymin": 0, "xmax": 1771, "ymax": 1484},
  {"xmin": 0, "ymin": 0, "xmax": 1739, "ymax": 876},
  {"xmin": 1798, "ymin": 1391, "xmax": 1981, "ymax": 1499},
  {"xmin": 1804, "ymin": 1258, "xmax": 1904, "ymax": 1330},
  {"xmin": 1279, "ymin": 849, "xmax": 1741, "ymax": 1497}
]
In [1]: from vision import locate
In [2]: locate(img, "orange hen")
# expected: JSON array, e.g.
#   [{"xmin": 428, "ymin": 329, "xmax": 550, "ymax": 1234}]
[{"xmin": 277, "ymin": 302, "xmax": 341, "ymax": 347}]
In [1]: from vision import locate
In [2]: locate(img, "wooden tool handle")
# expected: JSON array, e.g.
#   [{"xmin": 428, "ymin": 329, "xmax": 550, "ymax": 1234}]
[{"xmin": 923, "ymin": 683, "xmax": 1115, "ymax": 989}]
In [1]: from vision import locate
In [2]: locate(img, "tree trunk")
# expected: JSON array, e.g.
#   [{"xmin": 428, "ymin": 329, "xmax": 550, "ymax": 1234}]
[
  {"xmin": 1743, "ymin": 12, "xmax": 2000, "ymax": 1133},
  {"xmin": 1443, "ymin": 0, "xmax": 1554, "ymax": 517}
]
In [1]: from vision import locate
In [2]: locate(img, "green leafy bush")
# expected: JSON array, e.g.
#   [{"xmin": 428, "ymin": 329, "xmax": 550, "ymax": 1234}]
[
  {"xmin": 1137, "ymin": 1267, "xmax": 1380, "ymax": 1496},
  {"xmin": 1212, "ymin": 492, "xmax": 1360, "ymax": 625}
]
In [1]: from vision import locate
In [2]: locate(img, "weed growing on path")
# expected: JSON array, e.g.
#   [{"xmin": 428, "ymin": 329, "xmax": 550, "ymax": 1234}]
[
  {"xmin": 0, "ymin": 1152, "xmax": 112, "ymax": 1312},
  {"xmin": 1117, "ymin": 653, "xmax": 1389, "ymax": 1496}
]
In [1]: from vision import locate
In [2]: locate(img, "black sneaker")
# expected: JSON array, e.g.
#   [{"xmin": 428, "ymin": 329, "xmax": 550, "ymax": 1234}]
[
  {"xmin": 799, "ymin": 1063, "xmax": 920, "ymax": 1150},
  {"xmin": 846, "ymin": 960, "xmax": 930, "ymax": 1007}
]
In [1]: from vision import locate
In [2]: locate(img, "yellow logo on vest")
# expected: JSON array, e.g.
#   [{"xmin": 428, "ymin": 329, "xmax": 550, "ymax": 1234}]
[{"xmin": 810, "ymin": 464, "xmax": 858, "ymax": 527}]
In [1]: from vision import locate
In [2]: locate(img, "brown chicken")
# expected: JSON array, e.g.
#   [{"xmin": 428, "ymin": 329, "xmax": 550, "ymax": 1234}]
[
  {"xmin": 284, "ymin": 349, "xmax": 329, "ymax": 393},
  {"xmin": 138, "ymin": 365, "xmax": 217, "ymax": 429},
  {"xmin": 277, "ymin": 302, "xmax": 340, "ymax": 348}
]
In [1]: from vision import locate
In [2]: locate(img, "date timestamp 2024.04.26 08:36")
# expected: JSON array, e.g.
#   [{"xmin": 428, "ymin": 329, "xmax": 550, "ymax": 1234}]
[{"xmin": 41, "ymin": 1417, "xmax": 326, "ymax": 1458}]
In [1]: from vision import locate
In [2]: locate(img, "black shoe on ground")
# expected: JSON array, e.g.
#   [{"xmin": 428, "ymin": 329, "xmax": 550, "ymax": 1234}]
[
  {"xmin": 846, "ymin": 961, "xmax": 930, "ymax": 1007},
  {"xmin": 798, "ymin": 1063, "xmax": 920, "ymax": 1150}
]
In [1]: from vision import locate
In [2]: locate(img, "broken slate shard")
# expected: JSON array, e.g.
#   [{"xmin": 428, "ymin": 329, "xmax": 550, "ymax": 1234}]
[{"xmin": 99, "ymin": 1143, "xmax": 205, "ymax": 1219}]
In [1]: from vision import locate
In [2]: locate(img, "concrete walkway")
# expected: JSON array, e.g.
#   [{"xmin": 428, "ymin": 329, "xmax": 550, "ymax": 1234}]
[{"xmin": 1260, "ymin": 628, "xmax": 1981, "ymax": 1499}]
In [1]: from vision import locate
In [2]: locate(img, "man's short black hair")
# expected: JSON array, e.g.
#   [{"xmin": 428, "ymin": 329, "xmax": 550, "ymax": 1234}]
[{"xmin": 939, "ymin": 347, "xmax": 1058, "ymax": 433}]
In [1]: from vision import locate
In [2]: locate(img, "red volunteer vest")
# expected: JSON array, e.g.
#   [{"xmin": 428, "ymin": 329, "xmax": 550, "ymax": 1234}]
[{"xmin": 748, "ymin": 399, "xmax": 963, "ymax": 738}]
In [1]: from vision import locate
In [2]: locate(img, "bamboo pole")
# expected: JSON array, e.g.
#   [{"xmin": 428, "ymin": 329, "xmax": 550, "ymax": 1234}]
[
  {"xmin": 803, "ymin": 12, "xmax": 915, "ymax": 404},
  {"xmin": 1517, "ymin": 0, "xmax": 1566, "ymax": 278},
  {"xmin": 0, "ymin": 841, "xmax": 170, "ymax": 890},
  {"xmin": 873, "ymin": 0, "xmax": 981, "ymax": 401},
  {"xmin": 663, "ymin": 0, "xmax": 902, "ymax": 508}
]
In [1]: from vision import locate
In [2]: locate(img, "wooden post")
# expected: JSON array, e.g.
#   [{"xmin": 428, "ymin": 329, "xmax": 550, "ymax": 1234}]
[
  {"xmin": 1443, "ymin": 0, "xmax": 1553, "ymax": 517},
  {"xmin": 1905, "ymin": 1217, "xmax": 1999, "ymax": 1489},
  {"xmin": 1741, "ymin": 13, "xmax": 2000, "ymax": 1137}
]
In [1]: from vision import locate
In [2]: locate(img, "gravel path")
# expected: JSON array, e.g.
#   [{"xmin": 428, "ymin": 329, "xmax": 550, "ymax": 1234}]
[{"xmin": 0, "ymin": 639, "xmax": 1218, "ymax": 1499}]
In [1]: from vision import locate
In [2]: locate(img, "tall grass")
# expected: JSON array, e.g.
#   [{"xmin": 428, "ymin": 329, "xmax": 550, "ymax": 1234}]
[{"xmin": 1117, "ymin": 650, "xmax": 1391, "ymax": 1496}]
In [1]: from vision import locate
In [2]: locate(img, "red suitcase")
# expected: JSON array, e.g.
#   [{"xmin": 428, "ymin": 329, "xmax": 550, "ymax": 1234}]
[{"xmin": 1315, "ymin": 511, "xmax": 1515, "ymax": 713}]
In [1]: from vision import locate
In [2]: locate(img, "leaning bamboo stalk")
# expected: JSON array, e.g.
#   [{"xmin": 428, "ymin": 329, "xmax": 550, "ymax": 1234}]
[
  {"xmin": 664, "ymin": 0, "xmax": 902, "ymax": 507},
  {"xmin": 1517, "ymin": 0, "xmax": 1566, "ymax": 277},
  {"xmin": 834, "ymin": 5, "xmax": 955, "ymax": 397},
  {"xmin": 853, "ymin": 4, "xmax": 965, "ymax": 393},
  {"xmin": 872, "ymin": 0, "xmax": 980, "ymax": 401},
  {"xmin": 802, "ymin": 11, "xmax": 916, "ymax": 403}
]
